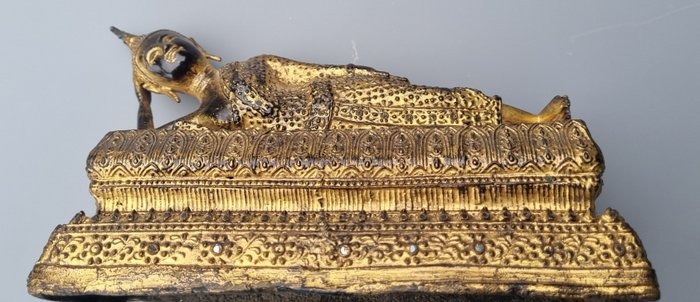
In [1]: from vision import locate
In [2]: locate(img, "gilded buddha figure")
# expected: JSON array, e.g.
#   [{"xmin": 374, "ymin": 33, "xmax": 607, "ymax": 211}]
[
  {"xmin": 27, "ymin": 28, "xmax": 658, "ymax": 302},
  {"xmin": 110, "ymin": 27, "xmax": 570, "ymax": 130}
]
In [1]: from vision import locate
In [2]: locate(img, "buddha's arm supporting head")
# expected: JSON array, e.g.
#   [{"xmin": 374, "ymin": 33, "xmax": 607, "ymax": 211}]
[{"xmin": 110, "ymin": 27, "xmax": 222, "ymax": 129}]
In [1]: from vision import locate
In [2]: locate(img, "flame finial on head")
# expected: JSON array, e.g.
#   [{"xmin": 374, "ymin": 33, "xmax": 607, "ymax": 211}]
[{"xmin": 110, "ymin": 26, "xmax": 142, "ymax": 53}]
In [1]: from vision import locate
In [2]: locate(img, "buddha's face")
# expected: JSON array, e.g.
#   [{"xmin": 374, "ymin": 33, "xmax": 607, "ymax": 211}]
[
  {"xmin": 112, "ymin": 27, "xmax": 222, "ymax": 129},
  {"xmin": 134, "ymin": 30, "xmax": 208, "ymax": 90}
]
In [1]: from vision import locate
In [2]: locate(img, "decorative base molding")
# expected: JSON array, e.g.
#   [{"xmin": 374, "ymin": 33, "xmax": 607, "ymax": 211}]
[{"xmin": 28, "ymin": 209, "xmax": 658, "ymax": 301}]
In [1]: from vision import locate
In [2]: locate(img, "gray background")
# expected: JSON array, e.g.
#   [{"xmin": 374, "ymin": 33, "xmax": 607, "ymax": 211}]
[{"xmin": 1, "ymin": 1, "xmax": 698, "ymax": 301}]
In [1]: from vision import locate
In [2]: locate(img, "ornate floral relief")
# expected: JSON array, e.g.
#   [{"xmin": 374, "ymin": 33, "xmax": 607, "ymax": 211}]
[
  {"xmin": 87, "ymin": 121, "xmax": 602, "ymax": 183},
  {"xmin": 42, "ymin": 212, "xmax": 649, "ymax": 270}
]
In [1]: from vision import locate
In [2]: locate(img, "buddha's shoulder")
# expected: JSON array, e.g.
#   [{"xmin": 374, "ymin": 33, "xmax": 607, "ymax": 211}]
[
  {"xmin": 229, "ymin": 54, "xmax": 314, "ymax": 69},
  {"xmin": 231, "ymin": 55, "xmax": 392, "ymax": 77},
  {"xmin": 222, "ymin": 55, "xmax": 408, "ymax": 88},
  {"xmin": 221, "ymin": 54, "xmax": 314, "ymax": 76}
]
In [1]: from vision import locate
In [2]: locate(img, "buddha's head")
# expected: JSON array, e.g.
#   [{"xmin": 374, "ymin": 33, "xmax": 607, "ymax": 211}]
[{"xmin": 111, "ymin": 26, "xmax": 221, "ymax": 104}]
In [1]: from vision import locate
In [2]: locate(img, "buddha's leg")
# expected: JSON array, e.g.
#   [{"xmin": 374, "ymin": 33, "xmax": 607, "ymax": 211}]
[{"xmin": 502, "ymin": 95, "xmax": 571, "ymax": 123}]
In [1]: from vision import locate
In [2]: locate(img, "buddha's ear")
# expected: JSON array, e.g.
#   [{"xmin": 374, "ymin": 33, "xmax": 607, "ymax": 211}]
[
  {"xmin": 190, "ymin": 37, "xmax": 221, "ymax": 62},
  {"xmin": 206, "ymin": 53, "xmax": 222, "ymax": 62}
]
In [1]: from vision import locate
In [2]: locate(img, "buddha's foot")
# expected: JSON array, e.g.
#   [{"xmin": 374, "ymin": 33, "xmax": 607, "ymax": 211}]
[{"xmin": 539, "ymin": 95, "xmax": 571, "ymax": 122}]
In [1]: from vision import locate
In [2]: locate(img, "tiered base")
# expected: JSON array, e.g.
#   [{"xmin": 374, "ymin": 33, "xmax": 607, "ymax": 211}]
[{"xmin": 28, "ymin": 209, "xmax": 658, "ymax": 301}]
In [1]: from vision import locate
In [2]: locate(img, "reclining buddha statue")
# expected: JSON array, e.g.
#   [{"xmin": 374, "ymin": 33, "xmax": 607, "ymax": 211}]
[
  {"xmin": 110, "ymin": 27, "xmax": 570, "ymax": 131},
  {"xmin": 27, "ymin": 28, "xmax": 658, "ymax": 302}
]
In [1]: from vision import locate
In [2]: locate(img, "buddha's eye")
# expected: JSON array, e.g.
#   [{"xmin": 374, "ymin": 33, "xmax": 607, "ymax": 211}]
[
  {"xmin": 143, "ymin": 43, "xmax": 195, "ymax": 81},
  {"xmin": 164, "ymin": 45, "xmax": 186, "ymax": 63},
  {"xmin": 145, "ymin": 46, "xmax": 164, "ymax": 65}
]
